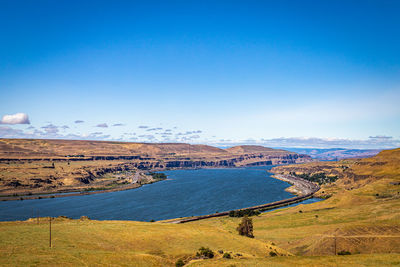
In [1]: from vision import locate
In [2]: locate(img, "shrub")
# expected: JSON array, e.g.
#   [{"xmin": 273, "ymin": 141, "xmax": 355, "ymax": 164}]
[
  {"xmin": 196, "ymin": 247, "xmax": 214, "ymax": 259},
  {"xmin": 229, "ymin": 209, "xmax": 260, "ymax": 217},
  {"xmin": 223, "ymin": 252, "xmax": 232, "ymax": 259},
  {"xmin": 338, "ymin": 250, "xmax": 351, "ymax": 255},
  {"xmin": 269, "ymin": 251, "xmax": 278, "ymax": 257},
  {"xmin": 175, "ymin": 259, "xmax": 185, "ymax": 267},
  {"xmin": 236, "ymin": 216, "xmax": 254, "ymax": 238}
]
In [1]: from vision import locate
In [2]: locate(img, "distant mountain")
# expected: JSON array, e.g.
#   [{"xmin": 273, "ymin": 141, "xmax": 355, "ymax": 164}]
[
  {"xmin": 225, "ymin": 145, "xmax": 288, "ymax": 154},
  {"xmin": 278, "ymin": 147, "xmax": 381, "ymax": 160}
]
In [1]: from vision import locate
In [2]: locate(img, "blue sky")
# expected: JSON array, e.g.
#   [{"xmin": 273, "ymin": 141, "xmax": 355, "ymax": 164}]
[{"xmin": 1, "ymin": 0, "xmax": 399, "ymax": 148}]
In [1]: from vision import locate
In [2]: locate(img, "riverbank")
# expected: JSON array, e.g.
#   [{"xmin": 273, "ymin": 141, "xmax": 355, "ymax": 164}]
[{"xmin": 0, "ymin": 172, "xmax": 167, "ymax": 201}]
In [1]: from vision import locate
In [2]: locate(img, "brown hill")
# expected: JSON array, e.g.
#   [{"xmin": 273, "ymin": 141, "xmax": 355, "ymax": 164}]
[
  {"xmin": 0, "ymin": 138, "xmax": 227, "ymax": 159},
  {"xmin": 0, "ymin": 139, "xmax": 312, "ymax": 195}
]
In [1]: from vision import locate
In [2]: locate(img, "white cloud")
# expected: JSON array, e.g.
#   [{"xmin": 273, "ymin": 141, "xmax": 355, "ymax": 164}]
[{"xmin": 0, "ymin": 113, "xmax": 30, "ymax": 124}]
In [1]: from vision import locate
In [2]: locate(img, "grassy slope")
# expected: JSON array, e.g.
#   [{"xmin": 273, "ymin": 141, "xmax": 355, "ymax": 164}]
[
  {"xmin": 0, "ymin": 218, "xmax": 290, "ymax": 266},
  {"xmin": 1, "ymin": 148, "xmax": 400, "ymax": 266}
]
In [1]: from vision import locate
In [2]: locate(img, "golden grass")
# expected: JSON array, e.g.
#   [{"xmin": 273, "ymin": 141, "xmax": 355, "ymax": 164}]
[{"xmin": 0, "ymin": 218, "xmax": 288, "ymax": 266}]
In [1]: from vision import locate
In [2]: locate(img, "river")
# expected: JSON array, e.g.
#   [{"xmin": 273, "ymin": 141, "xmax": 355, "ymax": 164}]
[{"xmin": 0, "ymin": 166, "xmax": 320, "ymax": 221}]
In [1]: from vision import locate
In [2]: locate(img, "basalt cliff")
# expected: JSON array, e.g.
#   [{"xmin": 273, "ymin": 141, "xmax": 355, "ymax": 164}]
[{"xmin": 0, "ymin": 139, "xmax": 311, "ymax": 195}]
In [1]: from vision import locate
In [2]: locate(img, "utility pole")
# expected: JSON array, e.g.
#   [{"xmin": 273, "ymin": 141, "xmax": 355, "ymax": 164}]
[
  {"xmin": 334, "ymin": 228, "xmax": 339, "ymax": 255},
  {"xmin": 49, "ymin": 217, "xmax": 52, "ymax": 248},
  {"xmin": 334, "ymin": 234, "xmax": 337, "ymax": 255}
]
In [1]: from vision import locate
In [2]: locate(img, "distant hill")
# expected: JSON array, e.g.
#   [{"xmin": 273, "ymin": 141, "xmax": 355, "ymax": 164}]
[
  {"xmin": 280, "ymin": 147, "xmax": 381, "ymax": 160},
  {"xmin": 0, "ymin": 138, "xmax": 227, "ymax": 159},
  {"xmin": 225, "ymin": 145, "xmax": 288, "ymax": 154}
]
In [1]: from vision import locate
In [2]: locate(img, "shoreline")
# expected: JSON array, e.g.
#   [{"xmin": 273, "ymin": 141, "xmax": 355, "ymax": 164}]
[
  {"xmin": 0, "ymin": 174, "xmax": 167, "ymax": 201},
  {"xmin": 271, "ymin": 173, "xmax": 320, "ymax": 195}
]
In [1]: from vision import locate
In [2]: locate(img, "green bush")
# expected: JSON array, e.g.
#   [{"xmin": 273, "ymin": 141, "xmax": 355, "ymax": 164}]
[
  {"xmin": 196, "ymin": 247, "xmax": 214, "ymax": 259},
  {"xmin": 229, "ymin": 209, "xmax": 260, "ymax": 217},
  {"xmin": 175, "ymin": 259, "xmax": 185, "ymax": 267},
  {"xmin": 338, "ymin": 250, "xmax": 351, "ymax": 255},
  {"xmin": 223, "ymin": 252, "xmax": 232, "ymax": 259}
]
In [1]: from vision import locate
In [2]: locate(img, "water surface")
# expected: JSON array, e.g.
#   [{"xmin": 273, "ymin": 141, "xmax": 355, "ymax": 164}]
[{"xmin": 0, "ymin": 166, "xmax": 315, "ymax": 221}]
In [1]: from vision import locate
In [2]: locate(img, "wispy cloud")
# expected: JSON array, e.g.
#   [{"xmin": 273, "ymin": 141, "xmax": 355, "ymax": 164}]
[
  {"xmin": 112, "ymin": 123, "xmax": 125, "ymax": 127},
  {"xmin": 369, "ymin": 135, "xmax": 392, "ymax": 140},
  {"xmin": 0, "ymin": 113, "xmax": 30, "ymax": 124},
  {"xmin": 74, "ymin": 120, "xmax": 84, "ymax": 124},
  {"xmin": 138, "ymin": 125, "xmax": 149, "ymax": 129},
  {"xmin": 41, "ymin": 124, "xmax": 59, "ymax": 134},
  {"xmin": 138, "ymin": 134, "xmax": 156, "ymax": 141},
  {"xmin": 211, "ymin": 136, "xmax": 400, "ymax": 149},
  {"xmin": 146, "ymin": 127, "xmax": 163, "ymax": 131},
  {"xmin": 95, "ymin": 123, "xmax": 108, "ymax": 128}
]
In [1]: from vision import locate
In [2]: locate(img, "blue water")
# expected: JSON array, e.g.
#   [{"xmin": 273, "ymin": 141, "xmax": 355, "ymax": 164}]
[{"xmin": 0, "ymin": 166, "xmax": 319, "ymax": 221}]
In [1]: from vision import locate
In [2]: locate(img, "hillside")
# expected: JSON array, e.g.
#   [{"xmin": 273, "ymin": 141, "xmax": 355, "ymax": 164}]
[
  {"xmin": 0, "ymin": 148, "xmax": 399, "ymax": 266},
  {"xmin": 0, "ymin": 139, "xmax": 227, "ymax": 159},
  {"xmin": 271, "ymin": 147, "xmax": 400, "ymax": 197},
  {"xmin": 0, "ymin": 139, "xmax": 311, "ymax": 196}
]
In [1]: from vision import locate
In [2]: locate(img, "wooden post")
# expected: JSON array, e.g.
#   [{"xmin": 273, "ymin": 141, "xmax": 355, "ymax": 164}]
[
  {"xmin": 334, "ymin": 235, "xmax": 337, "ymax": 255},
  {"xmin": 334, "ymin": 228, "xmax": 339, "ymax": 255},
  {"xmin": 49, "ymin": 217, "xmax": 52, "ymax": 248}
]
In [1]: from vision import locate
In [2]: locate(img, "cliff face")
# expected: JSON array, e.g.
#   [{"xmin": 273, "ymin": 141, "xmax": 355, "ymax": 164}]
[{"xmin": 0, "ymin": 139, "xmax": 312, "ymax": 194}]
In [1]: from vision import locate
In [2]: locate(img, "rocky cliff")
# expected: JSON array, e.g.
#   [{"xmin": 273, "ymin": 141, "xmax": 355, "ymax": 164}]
[{"xmin": 0, "ymin": 139, "xmax": 312, "ymax": 194}]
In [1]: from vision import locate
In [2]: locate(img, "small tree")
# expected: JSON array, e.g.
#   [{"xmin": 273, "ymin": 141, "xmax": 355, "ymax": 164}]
[{"xmin": 236, "ymin": 216, "xmax": 254, "ymax": 238}]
